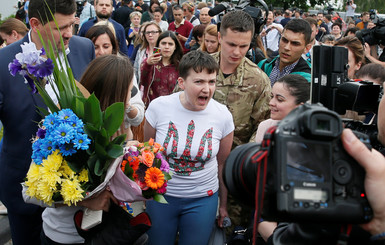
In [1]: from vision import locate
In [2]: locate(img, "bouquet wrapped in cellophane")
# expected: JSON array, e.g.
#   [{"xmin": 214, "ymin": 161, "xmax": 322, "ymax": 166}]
[{"xmin": 109, "ymin": 139, "xmax": 172, "ymax": 204}]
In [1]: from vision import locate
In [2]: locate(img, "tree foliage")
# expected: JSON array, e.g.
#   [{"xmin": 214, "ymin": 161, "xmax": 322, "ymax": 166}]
[
  {"xmin": 357, "ymin": 0, "xmax": 385, "ymax": 14},
  {"xmin": 264, "ymin": 0, "xmax": 329, "ymax": 11}
]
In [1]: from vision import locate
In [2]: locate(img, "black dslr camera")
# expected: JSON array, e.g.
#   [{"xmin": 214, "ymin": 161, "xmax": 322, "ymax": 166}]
[{"xmin": 224, "ymin": 103, "xmax": 373, "ymax": 223}]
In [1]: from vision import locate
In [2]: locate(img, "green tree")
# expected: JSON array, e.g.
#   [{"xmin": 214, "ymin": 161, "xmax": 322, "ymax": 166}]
[
  {"xmin": 357, "ymin": 0, "xmax": 385, "ymax": 14},
  {"xmin": 266, "ymin": 0, "xmax": 328, "ymax": 11}
]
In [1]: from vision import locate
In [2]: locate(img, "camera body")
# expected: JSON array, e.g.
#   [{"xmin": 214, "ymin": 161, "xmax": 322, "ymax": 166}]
[
  {"xmin": 263, "ymin": 103, "xmax": 372, "ymax": 223},
  {"xmin": 346, "ymin": 0, "xmax": 352, "ymax": 5},
  {"xmin": 224, "ymin": 103, "xmax": 373, "ymax": 224}
]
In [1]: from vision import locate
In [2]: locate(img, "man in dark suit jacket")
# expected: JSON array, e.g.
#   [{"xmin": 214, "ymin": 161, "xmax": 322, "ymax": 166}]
[
  {"xmin": 0, "ymin": 0, "xmax": 95, "ymax": 244},
  {"xmin": 79, "ymin": 0, "xmax": 129, "ymax": 56},
  {"xmin": 113, "ymin": 0, "xmax": 134, "ymax": 32}
]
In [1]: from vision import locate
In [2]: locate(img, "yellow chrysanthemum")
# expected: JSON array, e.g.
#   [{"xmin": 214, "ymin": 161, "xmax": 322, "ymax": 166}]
[
  {"xmin": 59, "ymin": 161, "xmax": 76, "ymax": 179},
  {"xmin": 37, "ymin": 181, "xmax": 54, "ymax": 205},
  {"xmin": 61, "ymin": 178, "xmax": 84, "ymax": 206},
  {"xmin": 41, "ymin": 150, "xmax": 62, "ymax": 173},
  {"xmin": 26, "ymin": 163, "xmax": 41, "ymax": 183},
  {"xmin": 41, "ymin": 172, "xmax": 61, "ymax": 190},
  {"xmin": 78, "ymin": 169, "xmax": 89, "ymax": 183},
  {"xmin": 25, "ymin": 179, "xmax": 38, "ymax": 197}
]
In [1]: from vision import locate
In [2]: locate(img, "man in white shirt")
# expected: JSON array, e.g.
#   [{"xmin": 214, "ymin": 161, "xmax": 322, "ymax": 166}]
[
  {"xmin": 345, "ymin": 0, "xmax": 356, "ymax": 22},
  {"xmin": 260, "ymin": 11, "xmax": 283, "ymax": 58}
]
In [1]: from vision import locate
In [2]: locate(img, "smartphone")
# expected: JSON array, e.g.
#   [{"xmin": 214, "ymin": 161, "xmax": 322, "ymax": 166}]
[{"xmin": 153, "ymin": 47, "xmax": 161, "ymax": 54}]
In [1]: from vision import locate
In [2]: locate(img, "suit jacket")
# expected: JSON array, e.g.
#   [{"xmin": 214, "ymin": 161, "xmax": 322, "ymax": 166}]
[{"xmin": 0, "ymin": 34, "xmax": 95, "ymax": 214}]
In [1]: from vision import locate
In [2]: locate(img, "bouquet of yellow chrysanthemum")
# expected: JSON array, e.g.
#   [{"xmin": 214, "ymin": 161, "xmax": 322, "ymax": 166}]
[
  {"xmin": 25, "ymin": 150, "xmax": 89, "ymax": 206},
  {"xmin": 15, "ymin": 21, "xmax": 126, "ymax": 207}
]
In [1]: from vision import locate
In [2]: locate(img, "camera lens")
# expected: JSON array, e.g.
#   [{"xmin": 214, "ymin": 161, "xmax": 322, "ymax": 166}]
[{"xmin": 224, "ymin": 143, "xmax": 262, "ymax": 206}]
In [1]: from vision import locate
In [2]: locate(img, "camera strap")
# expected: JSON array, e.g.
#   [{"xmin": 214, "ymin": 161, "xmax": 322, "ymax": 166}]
[
  {"xmin": 337, "ymin": 224, "xmax": 352, "ymax": 245},
  {"xmin": 252, "ymin": 126, "xmax": 277, "ymax": 245}
]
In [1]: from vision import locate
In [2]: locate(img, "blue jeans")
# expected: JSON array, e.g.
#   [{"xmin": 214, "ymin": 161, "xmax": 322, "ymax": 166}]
[{"xmin": 146, "ymin": 192, "xmax": 218, "ymax": 245}]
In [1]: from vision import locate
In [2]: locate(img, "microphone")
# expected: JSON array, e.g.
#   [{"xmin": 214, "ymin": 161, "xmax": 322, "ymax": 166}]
[{"xmin": 208, "ymin": 2, "xmax": 231, "ymax": 17}]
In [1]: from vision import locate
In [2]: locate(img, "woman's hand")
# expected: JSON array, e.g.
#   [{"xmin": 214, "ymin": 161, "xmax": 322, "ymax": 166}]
[
  {"xmin": 78, "ymin": 189, "xmax": 118, "ymax": 212},
  {"xmin": 146, "ymin": 53, "xmax": 162, "ymax": 65}
]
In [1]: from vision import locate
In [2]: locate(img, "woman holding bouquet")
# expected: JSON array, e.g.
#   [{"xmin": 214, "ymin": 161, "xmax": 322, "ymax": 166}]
[
  {"xmin": 144, "ymin": 50, "xmax": 234, "ymax": 245},
  {"xmin": 39, "ymin": 55, "xmax": 136, "ymax": 244}
]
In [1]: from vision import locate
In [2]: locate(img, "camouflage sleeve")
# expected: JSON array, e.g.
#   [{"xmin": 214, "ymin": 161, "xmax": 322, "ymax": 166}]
[{"xmin": 250, "ymin": 69, "xmax": 272, "ymax": 138}]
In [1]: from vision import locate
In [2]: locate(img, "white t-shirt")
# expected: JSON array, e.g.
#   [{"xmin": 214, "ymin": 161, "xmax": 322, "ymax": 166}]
[
  {"xmin": 346, "ymin": 4, "xmax": 356, "ymax": 17},
  {"xmin": 145, "ymin": 92, "xmax": 234, "ymax": 198},
  {"xmin": 263, "ymin": 24, "xmax": 282, "ymax": 52}
]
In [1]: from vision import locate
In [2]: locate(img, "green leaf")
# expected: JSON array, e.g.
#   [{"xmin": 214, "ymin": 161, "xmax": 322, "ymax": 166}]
[
  {"xmin": 95, "ymin": 142, "xmax": 108, "ymax": 159},
  {"xmin": 84, "ymin": 94, "xmax": 103, "ymax": 128},
  {"xmin": 111, "ymin": 134, "xmax": 126, "ymax": 146},
  {"xmin": 36, "ymin": 106, "xmax": 50, "ymax": 117},
  {"xmin": 87, "ymin": 153, "xmax": 98, "ymax": 171},
  {"xmin": 164, "ymin": 172, "xmax": 172, "ymax": 181},
  {"xmin": 94, "ymin": 159, "xmax": 104, "ymax": 176},
  {"xmin": 71, "ymin": 97, "xmax": 85, "ymax": 119},
  {"xmin": 153, "ymin": 194, "xmax": 168, "ymax": 204},
  {"xmin": 103, "ymin": 102, "xmax": 125, "ymax": 136},
  {"xmin": 84, "ymin": 123, "xmax": 99, "ymax": 140},
  {"xmin": 96, "ymin": 128, "xmax": 108, "ymax": 147},
  {"xmin": 106, "ymin": 144, "xmax": 123, "ymax": 159}
]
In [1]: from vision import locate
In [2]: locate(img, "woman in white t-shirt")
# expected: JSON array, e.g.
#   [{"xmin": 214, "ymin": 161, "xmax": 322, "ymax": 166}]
[{"xmin": 144, "ymin": 50, "xmax": 234, "ymax": 245}]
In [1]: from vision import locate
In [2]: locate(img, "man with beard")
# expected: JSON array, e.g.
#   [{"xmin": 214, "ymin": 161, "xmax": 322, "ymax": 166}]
[{"xmin": 79, "ymin": 0, "xmax": 129, "ymax": 55}]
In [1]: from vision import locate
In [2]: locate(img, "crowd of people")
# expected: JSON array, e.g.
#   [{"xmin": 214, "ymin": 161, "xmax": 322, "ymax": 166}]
[{"xmin": 1, "ymin": 0, "xmax": 385, "ymax": 244}]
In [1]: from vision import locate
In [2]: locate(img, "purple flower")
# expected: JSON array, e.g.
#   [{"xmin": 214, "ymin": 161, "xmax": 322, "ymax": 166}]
[
  {"xmin": 155, "ymin": 152, "xmax": 162, "ymax": 159},
  {"xmin": 36, "ymin": 58, "xmax": 54, "ymax": 78},
  {"xmin": 8, "ymin": 59, "xmax": 22, "ymax": 76},
  {"xmin": 15, "ymin": 42, "xmax": 42, "ymax": 65},
  {"xmin": 41, "ymin": 47, "xmax": 46, "ymax": 56},
  {"xmin": 160, "ymin": 158, "xmax": 170, "ymax": 173},
  {"xmin": 37, "ymin": 128, "xmax": 46, "ymax": 139}
]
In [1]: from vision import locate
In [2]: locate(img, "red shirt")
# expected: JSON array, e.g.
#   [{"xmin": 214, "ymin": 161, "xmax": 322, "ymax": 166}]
[{"xmin": 168, "ymin": 20, "xmax": 193, "ymax": 53}]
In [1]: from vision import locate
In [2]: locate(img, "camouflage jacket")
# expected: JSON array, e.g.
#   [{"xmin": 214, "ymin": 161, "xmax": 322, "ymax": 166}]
[{"xmin": 212, "ymin": 52, "xmax": 271, "ymax": 147}]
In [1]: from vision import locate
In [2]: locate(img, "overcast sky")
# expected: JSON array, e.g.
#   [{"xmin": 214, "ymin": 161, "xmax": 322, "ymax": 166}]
[{"xmin": 1, "ymin": 0, "xmax": 18, "ymax": 20}]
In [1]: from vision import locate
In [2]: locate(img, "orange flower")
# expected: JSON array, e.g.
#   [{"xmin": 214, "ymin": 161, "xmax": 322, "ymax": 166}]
[
  {"xmin": 153, "ymin": 142, "xmax": 162, "ymax": 153},
  {"xmin": 148, "ymin": 138, "xmax": 154, "ymax": 146},
  {"xmin": 145, "ymin": 167, "xmax": 165, "ymax": 189},
  {"xmin": 127, "ymin": 156, "xmax": 140, "ymax": 171},
  {"xmin": 142, "ymin": 150, "xmax": 155, "ymax": 167},
  {"xmin": 121, "ymin": 160, "xmax": 128, "ymax": 172}
]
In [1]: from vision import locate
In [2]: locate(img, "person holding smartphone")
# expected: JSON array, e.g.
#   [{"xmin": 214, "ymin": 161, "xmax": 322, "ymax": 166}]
[{"xmin": 140, "ymin": 31, "xmax": 184, "ymax": 107}]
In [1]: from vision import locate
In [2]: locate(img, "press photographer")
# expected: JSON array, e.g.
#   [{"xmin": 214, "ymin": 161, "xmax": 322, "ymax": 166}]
[
  {"xmin": 357, "ymin": 17, "xmax": 385, "ymax": 67},
  {"xmin": 345, "ymin": 0, "xmax": 356, "ymax": 22}
]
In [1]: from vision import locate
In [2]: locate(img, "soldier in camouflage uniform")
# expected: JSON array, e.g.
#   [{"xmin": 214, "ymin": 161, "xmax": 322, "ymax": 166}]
[
  {"xmin": 213, "ymin": 11, "xmax": 271, "ymax": 147},
  {"xmin": 212, "ymin": 10, "xmax": 271, "ymax": 237}
]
